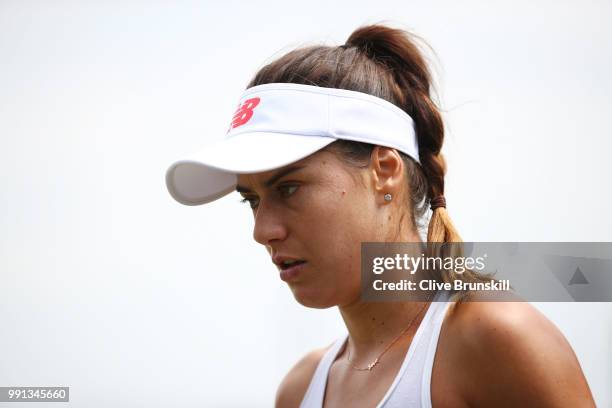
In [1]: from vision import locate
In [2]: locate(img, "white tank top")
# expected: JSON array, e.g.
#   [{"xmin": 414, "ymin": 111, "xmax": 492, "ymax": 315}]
[{"xmin": 299, "ymin": 290, "xmax": 453, "ymax": 408}]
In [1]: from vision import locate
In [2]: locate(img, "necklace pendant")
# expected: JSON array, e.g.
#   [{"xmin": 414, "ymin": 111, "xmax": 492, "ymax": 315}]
[{"xmin": 367, "ymin": 359, "xmax": 379, "ymax": 370}]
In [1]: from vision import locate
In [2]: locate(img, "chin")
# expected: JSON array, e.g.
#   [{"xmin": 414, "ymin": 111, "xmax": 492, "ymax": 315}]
[{"xmin": 289, "ymin": 286, "xmax": 337, "ymax": 309}]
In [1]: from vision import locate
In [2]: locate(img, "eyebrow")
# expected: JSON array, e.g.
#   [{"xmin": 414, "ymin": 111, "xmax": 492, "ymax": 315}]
[{"xmin": 235, "ymin": 165, "xmax": 305, "ymax": 193}]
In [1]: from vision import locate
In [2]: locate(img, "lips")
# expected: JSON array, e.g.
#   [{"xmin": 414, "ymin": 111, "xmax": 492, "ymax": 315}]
[
  {"xmin": 272, "ymin": 254, "xmax": 306, "ymax": 269},
  {"xmin": 278, "ymin": 259, "xmax": 306, "ymax": 270},
  {"xmin": 272, "ymin": 254, "xmax": 307, "ymax": 281},
  {"xmin": 278, "ymin": 260, "xmax": 307, "ymax": 281}
]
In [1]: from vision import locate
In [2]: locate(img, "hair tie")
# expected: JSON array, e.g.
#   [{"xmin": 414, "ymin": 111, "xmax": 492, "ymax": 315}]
[{"xmin": 430, "ymin": 195, "xmax": 446, "ymax": 211}]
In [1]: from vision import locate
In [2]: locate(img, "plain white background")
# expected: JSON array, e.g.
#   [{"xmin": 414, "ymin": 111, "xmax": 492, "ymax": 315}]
[{"xmin": 1, "ymin": 1, "xmax": 611, "ymax": 406}]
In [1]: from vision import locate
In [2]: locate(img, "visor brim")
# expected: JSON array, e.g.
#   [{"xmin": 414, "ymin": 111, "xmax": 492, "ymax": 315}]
[{"xmin": 166, "ymin": 132, "xmax": 337, "ymax": 206}]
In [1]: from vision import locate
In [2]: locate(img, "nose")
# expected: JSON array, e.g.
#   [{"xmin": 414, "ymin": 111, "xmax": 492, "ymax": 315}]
[{"xmin": 252, "ymin": 199, "xmax": 288, "ymax": 247}]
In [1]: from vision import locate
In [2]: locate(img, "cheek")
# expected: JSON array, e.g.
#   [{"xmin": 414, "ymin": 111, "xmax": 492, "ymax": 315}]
[
  {"xmin": 301, "ymin": 187, "xmax": 368, "ymax": 241},
  {"xmin": 300, "ymin": 186, "xmax": 374, "ymax": 279}
]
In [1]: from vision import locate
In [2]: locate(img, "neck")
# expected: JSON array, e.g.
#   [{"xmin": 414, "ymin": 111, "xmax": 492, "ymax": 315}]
[
  {"xmin": 338, "ymin": 294, "xmax": 431, "ymax": 361},
  {"xmin": 338, "ymin": 229, "xmax": 433, "ymax": 365}
]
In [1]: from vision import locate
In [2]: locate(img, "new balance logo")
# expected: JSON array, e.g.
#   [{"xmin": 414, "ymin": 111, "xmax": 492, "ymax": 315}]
[{"xmin": 228, "ymin": 97, "xmax": 260, "ymax": 132}]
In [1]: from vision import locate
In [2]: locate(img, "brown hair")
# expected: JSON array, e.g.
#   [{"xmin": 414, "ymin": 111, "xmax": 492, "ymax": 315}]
[{"xmin": 247, "ymin": 23, "xmax": 492, "ymax": 297}]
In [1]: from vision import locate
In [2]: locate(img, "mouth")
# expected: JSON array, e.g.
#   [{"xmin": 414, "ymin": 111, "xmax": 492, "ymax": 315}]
[
  {"xmin": 278, "ymin": 260, "xmax": 307, "ymax": 281},
  {"xmin": 279, "ymin": 259, "xmax": 307, "ymax": 270}
]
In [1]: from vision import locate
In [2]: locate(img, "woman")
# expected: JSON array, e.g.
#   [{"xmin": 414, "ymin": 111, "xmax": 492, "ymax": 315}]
[{"xmin": 165, "ymin": 24, "xmax": 595, "ymax": 407}]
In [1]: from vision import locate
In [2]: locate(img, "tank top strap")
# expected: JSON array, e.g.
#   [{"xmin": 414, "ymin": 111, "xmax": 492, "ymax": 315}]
[
  {"xmin": 381, "ymin": 290, "xmax": 453, "ymax": 408},
  {"xmin": 419, "ymin": 290, "xmax": 453, "ymax": 407}
]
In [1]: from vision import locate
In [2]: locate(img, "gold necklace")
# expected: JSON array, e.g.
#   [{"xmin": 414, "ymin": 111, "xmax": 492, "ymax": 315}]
[{"xmin": 345, "ymin": 295, "xmax": 432, "ymax": 371}]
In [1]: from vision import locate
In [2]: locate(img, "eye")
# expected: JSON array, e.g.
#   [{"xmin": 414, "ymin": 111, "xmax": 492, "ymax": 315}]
[
  {"xmin": 278, "ymin": 184, "xmax": 299, "ymax": 198},
  {"xmin": 239, "ymin": 196, "xmax": 259, "ymax": 209}
]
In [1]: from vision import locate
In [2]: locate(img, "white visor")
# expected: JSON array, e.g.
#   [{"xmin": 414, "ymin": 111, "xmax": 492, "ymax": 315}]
[{"xmin": 166, "ymin": 82, "xmax": 420, "ymax": 205}]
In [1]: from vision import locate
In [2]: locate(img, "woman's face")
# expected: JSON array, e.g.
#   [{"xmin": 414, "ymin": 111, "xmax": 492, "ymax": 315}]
[{"xmin": 236, "ymin": 148, "xmax": 395, "ymax": 309}]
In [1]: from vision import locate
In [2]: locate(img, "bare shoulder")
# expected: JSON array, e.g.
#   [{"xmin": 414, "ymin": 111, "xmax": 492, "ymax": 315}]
[
  {"xmin": 274, "ymin": 343, "xmax": 332, "ymax": 408},
  {"xmin": 443, "ymin": 293, "xmax": 595, "ymax": 407}
]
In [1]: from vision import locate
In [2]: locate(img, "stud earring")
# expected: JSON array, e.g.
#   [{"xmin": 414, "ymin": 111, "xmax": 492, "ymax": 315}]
[{"xmin": 384, "ymin": 193, "xmax": 392, "ymax": 202}]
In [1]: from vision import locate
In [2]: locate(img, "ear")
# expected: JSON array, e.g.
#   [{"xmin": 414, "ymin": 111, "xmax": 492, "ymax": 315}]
[{"xmin": 369, "ymin": 146, "xmax": 404, "ymax": 203}]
